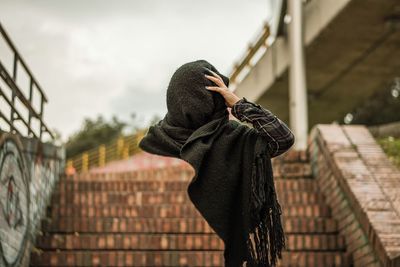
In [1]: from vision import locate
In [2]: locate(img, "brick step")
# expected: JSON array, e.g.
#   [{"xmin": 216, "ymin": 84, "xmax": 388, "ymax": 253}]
[
  {"xmin": 30, "ymin": 250, "xmax": 225, "ymax": 267},
  {"xmin": 271, "ymin": 162, "xmax": 313, "ymax": 179},
  {"xmin": 65, "ymin": 167, "xmax": 193, "ymax": 182},
  {"xmin": 47, "ymin": 204, "xmax": 331, "ymax": 218},
  {"xmin": 56, "ymin": 180, "xmax": 189, "ymax": 192},
  {"xmin": 36, "ymin": 233, "xmax": 345, "ymax": 251},
  {"xmin": 279, "ymin": 251, "xmax": 349, "ymax": 267},
  {"xmin": 41, "ymin": 218, "xmax": 214, "ymax": 234},
  {"xmin": 50, "ymin": 191, "xmax": 325, "ymax": 206},
  {"xmin": 41, "ymin": 217, "xmax": 337, "ymax": 234},
  {"xmin": 51, "ymin": 191, "xmax": 190, "ymax": 206},
  {"xmin": 272, "ymin": 150, "xmax": 308, "ymax": 163},
  {"xmin": 30, "ymin": 250, "xmax": 348, "ymax": 267},
  {"xmin": 65, "ymin": 162, "xmax": 311, "ymax": 182},
  {"xmin": 36, "ymin": 233, "xmax": 223, "ymax": 251},
  {"xmin": 55, "ymin": 178, "xmax": 318, "ymax": 192}
]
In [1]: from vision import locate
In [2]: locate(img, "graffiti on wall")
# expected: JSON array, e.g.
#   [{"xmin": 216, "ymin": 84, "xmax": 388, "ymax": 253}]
[
  {"xmin": 29, "ymin": 149, "xmax": 58, "ymax": 235},
  {"xmin": 0, "ymin": 135, "xmax": 30, "ymax": 267},
  {"xmin": 0, "ymin": 131, "xmax": 64, "ymax": 267}
]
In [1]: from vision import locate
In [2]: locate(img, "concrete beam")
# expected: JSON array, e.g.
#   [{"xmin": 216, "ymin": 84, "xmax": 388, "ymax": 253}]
[{"xmin": 233, "ymin": 0, "xmax": 399, "ymax": 132}]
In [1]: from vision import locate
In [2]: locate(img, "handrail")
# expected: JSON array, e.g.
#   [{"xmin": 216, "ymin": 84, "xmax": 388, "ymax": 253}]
[
  {"xmin": 0, "ymin": 22, "xmax": 48, "ymax": 102},
  {"xmin": 0, "ymin": 85, "xmax": 39, "ymax": 139},
  {"xmin": 0, "ymin": 21, "xmax": 54, "ymax": 140},
  {"xmin": 66, "ymin": 129, "xmax": 146, "ymax": 174},
  {"xmin": 229, "ymin": 22, "xmax": 271, "ymax": 85}
]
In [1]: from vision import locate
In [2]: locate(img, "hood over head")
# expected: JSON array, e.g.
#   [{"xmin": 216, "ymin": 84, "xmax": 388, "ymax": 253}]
[{"xmin": 164, "ymin": 59, "xmax": 230, "ymax": 130}]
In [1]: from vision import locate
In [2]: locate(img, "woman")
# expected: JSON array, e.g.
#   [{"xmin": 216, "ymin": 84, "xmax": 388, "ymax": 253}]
[{"xmin": 139, "ymin": 59, "xmax": 295, "ymax": 267}]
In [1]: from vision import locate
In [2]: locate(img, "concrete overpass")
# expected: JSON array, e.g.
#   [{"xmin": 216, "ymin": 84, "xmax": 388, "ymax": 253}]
[{"xmin": 231, "ymin": 0, "xmax": 400, "ymax": 132}]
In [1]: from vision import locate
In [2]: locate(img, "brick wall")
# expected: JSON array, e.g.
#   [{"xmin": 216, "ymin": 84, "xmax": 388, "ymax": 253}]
[
  {"xmin": 0, "ymin": 131, "xmax": 65, "ymax": 267},
  {"xmin": 308, "ymin": 124, "xmax": 400, "ymax": 267}
]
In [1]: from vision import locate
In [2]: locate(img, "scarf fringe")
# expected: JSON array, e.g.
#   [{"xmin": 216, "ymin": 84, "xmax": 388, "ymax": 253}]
[{"xmin": 245, "ymin": 153, "xmax": 285, "ymax": 267}]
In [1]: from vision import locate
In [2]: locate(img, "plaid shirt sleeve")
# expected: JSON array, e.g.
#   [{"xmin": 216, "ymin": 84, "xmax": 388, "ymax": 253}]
[{"xmin": 231, "ymin": 96, "xmax": 295, "ymax": 158}]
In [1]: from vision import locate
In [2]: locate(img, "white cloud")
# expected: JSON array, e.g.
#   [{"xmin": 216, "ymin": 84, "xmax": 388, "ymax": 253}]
[{"xmin": 0, "ymin": 0, "xmax": 275, "ymax": 141}]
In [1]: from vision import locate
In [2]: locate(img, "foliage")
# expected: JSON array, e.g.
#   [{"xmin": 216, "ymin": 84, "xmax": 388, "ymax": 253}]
[
  {"xmin": 348, "ymin": 80, "xmax": 400, "ymax": 125},
  {"xmin": 65, "ymin": 113, "xmax": 162, "ymax": 159},
  {"xmin": 376, "ymin": 136, "xmax": 400, "ymax": 168},
  {"xmin": 65, "ymin": 115, "xmax": 126, "ymax": 159}
]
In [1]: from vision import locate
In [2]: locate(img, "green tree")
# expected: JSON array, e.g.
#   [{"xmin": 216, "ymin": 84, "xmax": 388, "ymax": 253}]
[
  {"xmin": 65, "ymin": 115, "xmax": 126, "ymax": 158},
  {"xmin": 347, "ymin": 79, "xmax": 400, "ymax": 125}
]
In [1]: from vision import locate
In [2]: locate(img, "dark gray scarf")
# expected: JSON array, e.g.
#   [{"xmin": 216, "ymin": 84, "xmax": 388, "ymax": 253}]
[{"xmin": 138, "ymin": 59, "xmax": 285, "ymax": 266}]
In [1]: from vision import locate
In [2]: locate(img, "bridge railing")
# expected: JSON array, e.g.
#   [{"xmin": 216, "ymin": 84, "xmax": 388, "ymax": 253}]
[
  {"xmin": 229, "ymin": 22, "xmax": 270, "ymax": 87},
  {"xmin": 66, "ymin": 130, "xmax": 146, "ymax": 173},
  {"xmin": 0, "ymin": 22, "xmax": 53, "ymax": 141}
]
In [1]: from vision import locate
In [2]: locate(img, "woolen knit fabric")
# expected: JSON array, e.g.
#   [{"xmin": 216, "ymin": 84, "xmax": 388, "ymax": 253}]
[{"xmin": 138, "ymin": 59, "xmax": 285, "ymax": 266}]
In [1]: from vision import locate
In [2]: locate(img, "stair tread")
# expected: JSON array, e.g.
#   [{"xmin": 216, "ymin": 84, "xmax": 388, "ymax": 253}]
[
  {"xmin": 41, "ymin": 217, "xmax": 338, "ymax": 234},
  {"xmin": 46, "ymin": 203, "xmax": 333, "ymax": 218},
  {"xmin": 33, "ymin": 151, "xmax": 349, "ymax": 266},
  {"xmin": 50, "ymin": 191, "xmax": 327, "ymax": 207},
  {"xmin": 30, "ymin": 251, "xmax": 348, "ymax": 267},
  {"xmin": 36, "ymin": 233, "xmax": 346, "ymax": 251},
  {"xmin": 56, "ymin": 178, "xmax": 317, "ymax": 187}
]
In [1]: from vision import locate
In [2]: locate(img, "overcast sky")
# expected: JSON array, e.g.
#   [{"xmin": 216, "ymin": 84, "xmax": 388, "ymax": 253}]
[{"xmin": 0, "ymin": 0, "xmax": 276, "ymax": 141}]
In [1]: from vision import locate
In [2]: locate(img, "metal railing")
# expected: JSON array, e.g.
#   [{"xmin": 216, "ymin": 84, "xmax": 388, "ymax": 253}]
[
  {"xmin": 229, "ymin": 22, "xmax": 270, "ymax": 85},
  {"xmin": 66, "ymin": 130, "xmax": 146, "ymax": 173},
  {"xmin": 0, "ymin": 22, "xmax": 54, "ymax": 141}
]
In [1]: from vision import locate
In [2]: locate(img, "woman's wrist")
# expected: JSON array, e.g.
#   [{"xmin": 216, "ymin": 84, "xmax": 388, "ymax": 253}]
[
  {"xmin": 231, "ymin": 97, "xmax": 248, "ymax": 121},
  {"xmin": 231, "ymin": 96, "xmax": 242, "ymax": 107}
]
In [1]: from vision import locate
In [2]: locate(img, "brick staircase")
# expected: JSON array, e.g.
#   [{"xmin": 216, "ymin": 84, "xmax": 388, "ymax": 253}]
[{"xmin": 30, "ymin": 150, "xmax": 350, "ymax": 266}]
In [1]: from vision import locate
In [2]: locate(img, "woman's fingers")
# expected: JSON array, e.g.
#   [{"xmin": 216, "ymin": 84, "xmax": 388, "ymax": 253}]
[
  {"xmin": 205, "ymin": 86, "xmax": 227, "ymax": 96},
  {"xmin": 205, "ymin": 85, "xmax": 240, "ymax": 108},
  {"xmin": 205, "ymin": 74, "xmax": 226, "ymax": 88},
  {"xmin": 207, "ymin": 69, "xmax": 224, "ymax": 83},
  {"xmin": 204, "ymin": 68, "xmax": 226, "ymax": 87}
]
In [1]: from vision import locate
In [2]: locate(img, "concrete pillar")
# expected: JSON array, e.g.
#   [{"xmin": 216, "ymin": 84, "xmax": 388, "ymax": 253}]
[{"xmin": 288, "ymin": 0, "xmax": 308, "ymax": 150}]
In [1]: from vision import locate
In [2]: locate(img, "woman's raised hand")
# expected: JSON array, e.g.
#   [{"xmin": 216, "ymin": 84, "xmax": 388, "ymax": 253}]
[{"xmin": 204, "ymin": 68, "xmax": 241, "ymax": 108}]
